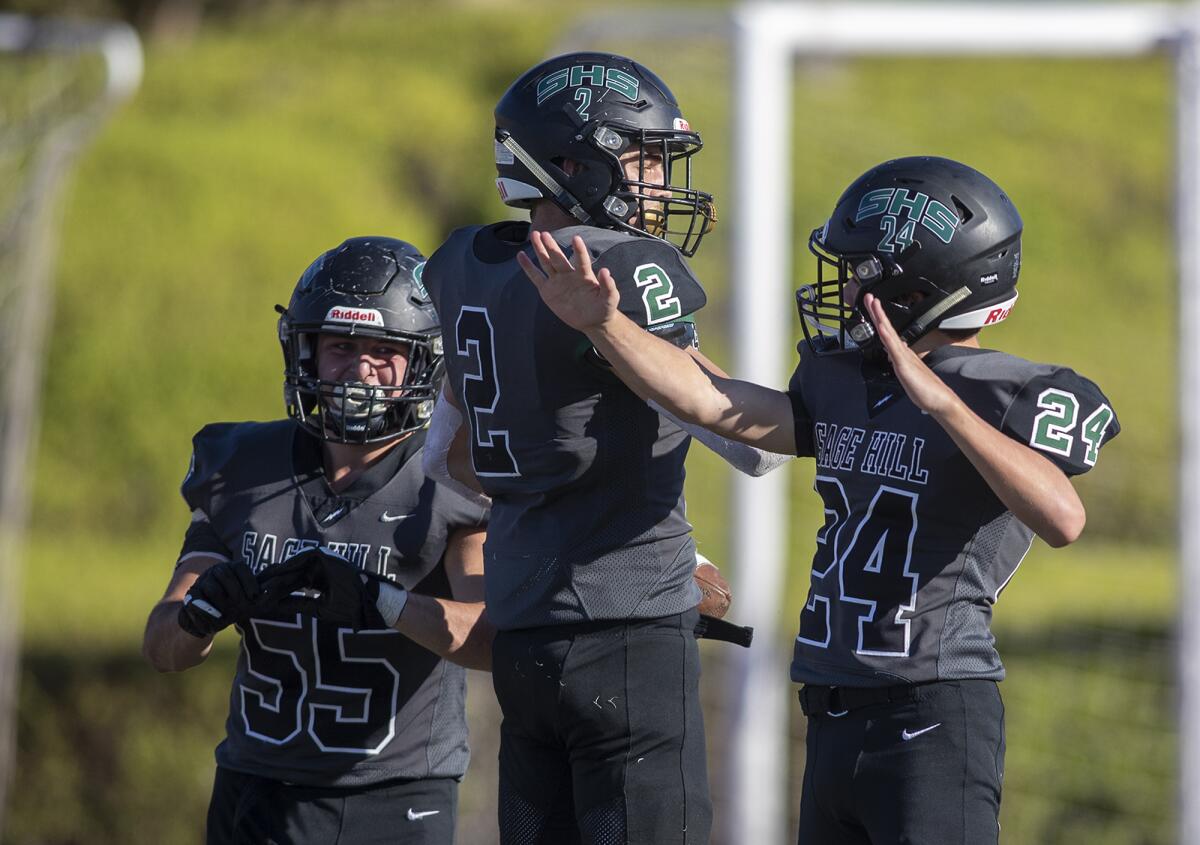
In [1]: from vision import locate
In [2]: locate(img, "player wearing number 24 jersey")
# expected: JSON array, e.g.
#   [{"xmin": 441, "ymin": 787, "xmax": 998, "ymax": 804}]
[
  {"xmin": 142, "ymin": 237, "xmax": 489, "ymax": 845},
  {"xmin": 524, "ymin": 156, "xmax": 1119, "ymax": 845}
]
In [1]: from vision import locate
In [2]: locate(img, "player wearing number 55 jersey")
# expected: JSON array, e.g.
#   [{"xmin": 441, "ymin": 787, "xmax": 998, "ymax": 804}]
[
  {"xmin": 142, "ymin": 237, "xmax": 489, "ymax": 845},
  {"xmin": 523, "ymin": 156, "xmax": 1119, "ymax": 845}
]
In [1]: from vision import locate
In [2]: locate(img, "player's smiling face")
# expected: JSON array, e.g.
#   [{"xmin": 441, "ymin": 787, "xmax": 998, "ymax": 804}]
[{"xmin": 316, "ymin": 334, "xmax": 411, "ymax": 388}]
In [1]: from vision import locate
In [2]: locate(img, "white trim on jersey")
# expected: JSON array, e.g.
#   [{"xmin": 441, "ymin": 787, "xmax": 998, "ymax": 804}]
[
  {"xmin": 992, "ymin": 531, "xmax": 1036, "ymax": 603},
  {"xmin": 176, "ymin": 550, "xmax": 231, "ymax": 566}
]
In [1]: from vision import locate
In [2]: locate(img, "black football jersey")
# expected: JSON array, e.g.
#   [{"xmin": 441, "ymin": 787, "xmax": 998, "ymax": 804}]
[
  {"xmin": 786, "ymin": 344, "xmax": 1119, "ymax": 686},
  {"xmin": 424, "ymin": 222, "xmax": 706, "ymax": 629},
  {"xmin": 177, "ymin": 420, "xmax": 486, "ymax": 787}
]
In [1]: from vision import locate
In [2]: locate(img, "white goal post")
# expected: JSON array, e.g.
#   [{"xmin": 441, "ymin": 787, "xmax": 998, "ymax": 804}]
[
  {"xmin": 729, "ymin": 3, "xmax": 1200, "ymax": 844},
  {"xmin": 0, "ymin": 14, "xmax": 141, "ymax": 835}
]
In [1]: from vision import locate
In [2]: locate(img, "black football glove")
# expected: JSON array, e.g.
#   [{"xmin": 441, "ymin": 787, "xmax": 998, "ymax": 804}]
[
  {"xmin": 178, "ymin": 560, "xmax": 261, "ymax": 638},
  {"xmin": 257, "ymin": 547, "xmax": 389, "ymax": 631}
]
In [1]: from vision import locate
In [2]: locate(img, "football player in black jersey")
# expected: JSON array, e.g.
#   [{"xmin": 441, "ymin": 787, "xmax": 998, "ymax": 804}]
[
  {"xmin": 420, "ymin": 52, "xmax": 783, "ymax": 845},
  {"xmin": 522, "ymin": 156, "xmax": 1120, "ymax": 845},
  {"xmin": 142, "ymin": 237, "xmax": 491, "ymax": 845}
]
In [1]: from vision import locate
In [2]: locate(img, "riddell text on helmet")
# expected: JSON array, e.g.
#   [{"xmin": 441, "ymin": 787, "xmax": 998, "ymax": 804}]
[{"xmin": 325, "ymin": 306, "xmax": 383, "ymax": 326}]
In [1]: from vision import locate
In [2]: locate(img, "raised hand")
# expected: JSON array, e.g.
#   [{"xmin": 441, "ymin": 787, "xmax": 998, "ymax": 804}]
[
  {"xmin": 863, "ymin": 293, "xmax": 960, "ymax": 418},
  {"xmin": 517, "ymin": 232, "xmax": 620, "ymax": 333}
]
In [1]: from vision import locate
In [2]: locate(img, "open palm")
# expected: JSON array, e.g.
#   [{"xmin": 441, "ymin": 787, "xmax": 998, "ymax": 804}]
[
  {"xmin": 863, "ymin": 293, "xmax": 959, "ymax": 416},
  {"xmin": 518, "ymin": 232, "xmax": 620, "ymax": 333}
]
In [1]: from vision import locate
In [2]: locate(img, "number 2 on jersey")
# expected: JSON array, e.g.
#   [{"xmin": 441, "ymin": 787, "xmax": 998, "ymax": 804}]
[{"xmin": 454, "ymin": 306, "xmax": 520, "ymax": 477}]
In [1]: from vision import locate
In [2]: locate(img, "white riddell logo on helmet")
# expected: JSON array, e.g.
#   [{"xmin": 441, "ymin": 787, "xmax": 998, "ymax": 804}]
[
  {"xmin": 674, "ymin": 117, "xmax": 691, "ymax": 131},
  {"xmin": 326, "ymin": 306, "xmax": 383, "ymax": 326}
]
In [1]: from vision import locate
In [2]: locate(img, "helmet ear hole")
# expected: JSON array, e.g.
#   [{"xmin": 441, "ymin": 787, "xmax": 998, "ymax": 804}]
[{"xmin": 951, "ymin": 195, "xmax": 974, "ymax": 225}]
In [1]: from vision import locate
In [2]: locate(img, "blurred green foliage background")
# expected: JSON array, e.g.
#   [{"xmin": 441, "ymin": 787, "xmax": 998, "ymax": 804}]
[{"xmin": 3, "ymin": 1, "xmax": 1176, "ymax": 843}]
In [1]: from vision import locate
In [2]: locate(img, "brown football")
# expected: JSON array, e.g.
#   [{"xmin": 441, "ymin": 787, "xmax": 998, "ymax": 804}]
[{"xmin": 694, "ymin": 561, "xmax": 732, "ymax": 619}]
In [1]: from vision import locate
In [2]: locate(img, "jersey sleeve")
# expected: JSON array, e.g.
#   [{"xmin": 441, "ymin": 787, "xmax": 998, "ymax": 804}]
[
  {"xmin": 591, "ymin": 238, "xmax": 707, "ymax": 330},
  {"xmin": 1000, "ymin": 368, "xmax": 1120, "ymax": 475},
  {"xmin": 177, "ymin": 424, "xmax": 237, "ymax": 564},
  {"xmin": 177, "ymin": 509, "xmax": 232, "ymax": 565},
  {"xmin": 434, "ymin": 483, "xmax": 490, "ymax": 532},
  {"xmin": 421, "ymin": 229, "xmax": 456, "ymax": 310},
  {"xmin": 786, "ymin": 358, "xmax": 817, "ymax": 458}
]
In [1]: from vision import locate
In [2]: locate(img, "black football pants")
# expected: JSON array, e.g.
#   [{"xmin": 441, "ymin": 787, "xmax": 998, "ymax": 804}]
[
  {"xmin": 492, "ymin": 609, "xmax": 711, "ymax": 845},
  {"xmin": 205, "ymin": 766, "xmax": 458, "ymax": 844},
  {"xmin": 797, "ymin": 679, "xmax": 1005, "ymax": 845}
]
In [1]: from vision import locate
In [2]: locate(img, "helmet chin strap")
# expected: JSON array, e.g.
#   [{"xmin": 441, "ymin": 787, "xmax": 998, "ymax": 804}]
[
  {"xmin": 899, "ymin": 285, "xmax": 973, "ymax": 344},
  {"xmin": 496, "ymin": 130, "xmax": 591, "ymax": 224}
]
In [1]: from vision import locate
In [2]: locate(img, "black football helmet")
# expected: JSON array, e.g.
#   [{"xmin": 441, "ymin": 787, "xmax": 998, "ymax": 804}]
[
  {"xmin": 494, "ymin": 51, "xmax": 717, "ymax": 256},
  {"xmin": 798, "ymin": 156, "xmax": 1023, "ymax": 356},
  {"xmin": 277, "ymin": 237, "xmax": 442, "ymax": 444}
]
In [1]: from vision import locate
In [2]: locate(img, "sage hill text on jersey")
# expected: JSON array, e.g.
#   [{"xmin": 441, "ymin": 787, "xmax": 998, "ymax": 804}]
[
  {"xmin": 787, "ymin": 345, "xmax": 1118, "ymax": 688},
  {"xmin": 812, "ymin": 422, "xmax": 930, "ymax": 485},
  {"xmin": 239, "ymin": 532, "xmax": 395, "ymax": 577}
]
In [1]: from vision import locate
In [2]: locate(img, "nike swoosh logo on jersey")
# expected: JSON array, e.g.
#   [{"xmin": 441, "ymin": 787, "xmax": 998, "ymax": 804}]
[
  {"xmin": 407, "ymin": 809, "xmax": 440, "ymax": 821},
  {"xmin": 380, "ymin": 512, "xmax": 412, "ymax": 523},
  {"xmin": 901, "ymin": 723, "xmax": 942, "ymax": 741},
  {"xmin": 322, "ymin": 505, "xmax": 347, "ymax": 524},
  {"xmin": 872, "ymin": 394, "xmax": 894, "ymax": 409}
]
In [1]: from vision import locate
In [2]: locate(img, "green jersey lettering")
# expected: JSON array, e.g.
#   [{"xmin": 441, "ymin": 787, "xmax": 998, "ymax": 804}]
[{"xmin": 635, "ymin": 263, "xmax": 682, "ymax": 325}]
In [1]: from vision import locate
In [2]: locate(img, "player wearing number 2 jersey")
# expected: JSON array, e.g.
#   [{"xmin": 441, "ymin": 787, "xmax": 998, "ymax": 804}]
[
  {"xmin": 421, "ymin": 52, "xmax": 783, "ymax": 845},
  {"xmin": 523, "ymin": 156, "xmax": 1119, "ymax": 845},
  {"xmin": 142, "ymin": 237, "xmax": 489, "ymax": 845}
]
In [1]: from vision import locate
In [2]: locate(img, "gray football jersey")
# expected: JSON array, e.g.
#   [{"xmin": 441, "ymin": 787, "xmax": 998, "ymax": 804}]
[
  {"xmin": 178, "ymin": 421, "xmax": 486, "ymax": 787},
  {"xmin": 425, "ymin": 222, "xmax": 706, "ymax": 629},
  {"xmin": 787, "ymin": 344, "xmax": 1119, "ymax": 686}
]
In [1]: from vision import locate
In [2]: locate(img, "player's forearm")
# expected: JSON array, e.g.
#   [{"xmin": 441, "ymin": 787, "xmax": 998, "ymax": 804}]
[
  {"xmin": 933, "ymin": 399, "xmax": 1086, "ymax": 547},
  {"xmin": 393, "ymin": 595, "xmax": 494, "ymax": 671},
  {"xmin": 588, "ymin": 314, "xmax": 796, "ymax": 451},
  {"xmin": 142, "ymin": 602, "xmax": 214, "ymax": 672},
  {"xmin": 652, "ymin": 400, "xmax": 794, "ymax": 476},
  {"xmin": 586, "ymin": 312, "xmax": 706, "ymax": 412}
]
